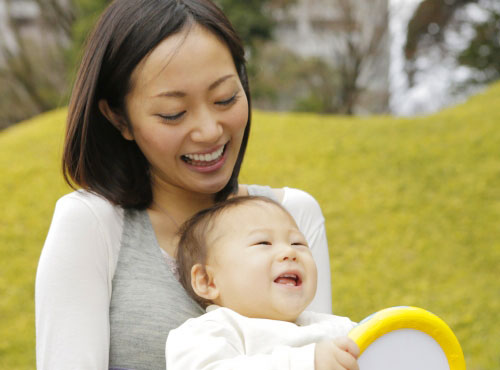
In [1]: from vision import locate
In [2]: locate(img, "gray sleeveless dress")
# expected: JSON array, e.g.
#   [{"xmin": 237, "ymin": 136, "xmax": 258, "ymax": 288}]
[{"xmin": 108, "ymin": 185, "xmax": 276, "ymax": 370}]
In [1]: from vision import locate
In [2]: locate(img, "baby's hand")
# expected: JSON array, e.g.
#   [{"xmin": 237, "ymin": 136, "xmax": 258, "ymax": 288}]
[{"xmin": 314, "ymin": 337, "xmax": 360, "ymax": 370}]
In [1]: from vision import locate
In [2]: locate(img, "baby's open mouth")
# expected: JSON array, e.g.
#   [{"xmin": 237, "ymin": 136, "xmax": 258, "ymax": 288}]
[
  {"xmin": 274, "ymin": 273, "xmax": 302, "ymax": 287},
  {"xmin": 181, "ymin": 144, "xmax": 227, "ymax": 166}
]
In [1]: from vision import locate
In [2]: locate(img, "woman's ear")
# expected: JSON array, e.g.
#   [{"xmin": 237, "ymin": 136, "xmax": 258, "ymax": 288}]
[
  {"xmin": 98, "ymin": 99, "xmax": 134, "ymax": 141},
  {"xmin": 191, "ymin": 264, "xmax": 219, "ymax": 302}
]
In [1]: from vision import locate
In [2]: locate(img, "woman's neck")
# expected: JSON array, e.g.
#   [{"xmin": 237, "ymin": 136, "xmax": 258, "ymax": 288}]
[
  {"xmin": 147, "ymin": 178, "xmax": 246, "ymax": 256},
  {"xmin": 148, "ymin": 188, "xmax": 215, "ymax": 257},
  {"xmin": 152, "ymin": 188, "xmax": 215, "ymax": 225}
]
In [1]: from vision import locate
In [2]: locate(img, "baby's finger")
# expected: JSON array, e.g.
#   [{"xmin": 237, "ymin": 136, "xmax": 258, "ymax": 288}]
[
  {"xmin": 333, "ymin": 337, "xmax": 360, "ymax": 359},
  {"xmin": 332, "ymin": 345, "xmax": 359, "ymax": 370}
]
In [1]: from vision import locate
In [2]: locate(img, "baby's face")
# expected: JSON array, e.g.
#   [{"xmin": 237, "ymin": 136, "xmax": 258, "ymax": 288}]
[{"xmin": 206, "ymin": 201, "xmax": 317, "ymax": 322}]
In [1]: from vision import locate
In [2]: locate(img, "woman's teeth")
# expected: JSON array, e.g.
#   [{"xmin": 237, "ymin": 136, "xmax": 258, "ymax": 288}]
[{"xmin": 182, "ymin": 145, "xmax": 225, "ymax": 164}]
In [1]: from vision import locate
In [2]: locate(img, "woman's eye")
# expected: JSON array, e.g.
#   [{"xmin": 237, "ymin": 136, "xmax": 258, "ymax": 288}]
[
  {"xmin": 216, "ymin": 93, "xmax": 239, "ymax": 106},
  {"xmin": 157, "ymin": 111, "xmax": 185, "ymax": 122}
]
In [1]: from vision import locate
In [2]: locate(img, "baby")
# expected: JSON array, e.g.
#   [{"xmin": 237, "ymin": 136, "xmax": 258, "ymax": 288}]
[{"xmin": 166, "ymin": 196, "xmax": 360, "ymax": 370}]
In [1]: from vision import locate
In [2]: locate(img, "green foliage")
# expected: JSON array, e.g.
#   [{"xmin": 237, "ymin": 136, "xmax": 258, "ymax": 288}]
[
  {"xmin": 214, "ymin": 0, "xmax": 273, "ymax": 50},
  {"xmin": 66, "ymin": 0, "xmax": 109, "ymax": 78},
  {"xmin": 458, "ymin": 10, "xmax": 500, "ymax": 83},
  {"xmin": 404, "ymin": 0, "xmax": 473, "ymax": 60},
  {"xmin": 0, "ymin": 0, "xmax": 108, "ymax": 130},
  {"xmin": 2, "ymin": 84, "xmax": 500, "ymax": 369},
  {"xmin": 250, "ymin": 43, "xmax": 341, "ymax": 113},
  {"xmin": 0, "ymin": 4, "xmax": 70, "ymax": 129},
  {"xmin": 213, "ymin": 0, "xmax": 295, "ymax": 51},
  {"xmin": 404, "ymin": 0, "xmax": 500, "ymax": 86}
]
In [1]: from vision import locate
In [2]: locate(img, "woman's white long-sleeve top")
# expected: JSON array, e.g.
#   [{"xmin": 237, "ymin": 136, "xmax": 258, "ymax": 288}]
[{"xmin": 35, "ymin": 186, "xmax": 332, "ymax": 369}]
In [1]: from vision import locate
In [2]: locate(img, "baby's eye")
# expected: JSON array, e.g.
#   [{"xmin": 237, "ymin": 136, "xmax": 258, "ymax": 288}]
[
  {"xmin": 292, "ymin": 242, "xmax": 309, "ymax": 248},
  {"xmin": 253, "ymin": 241, "xmax": 272, "ymax": 246}
]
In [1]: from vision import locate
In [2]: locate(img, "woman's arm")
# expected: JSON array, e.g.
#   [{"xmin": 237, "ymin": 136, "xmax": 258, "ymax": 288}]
[
  {"xmin": 305, "ymin": 221, "xmax": 333, "ymax": 313},
  {"xmin": 281, "ymin": 188, "xmax": 332, "ymax": 314},
  {"xmin": 35, "ymin": 192, "xmax": 121, "ymax": 369}
]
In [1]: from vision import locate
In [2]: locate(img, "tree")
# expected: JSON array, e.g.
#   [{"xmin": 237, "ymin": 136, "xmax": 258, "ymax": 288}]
[
  {"xmin": 214, "ymin": 0, "xmax": 295, "ymax": 52},
  {"xmin": 404, "ymin": 0, "xmax": 500, "ymax": 86},
  {"xmin": 246, "ymin": 0, "xmax": 390, "ymax": 115},
  {"xmin": 457, "ymin": 8, "xmax": 500, "ymax": 83},
  {"xmin": 330, "ymin": 0, "xmax": 390, "ymax": 114},
  {"xmin": 0, "ymin": 0, "xmax": 294, "ymax": 128},
  {"xmin": 0, "ymin": 0, "xmax": 111, "ymax": 129},
  {"xmin": 213, "ymin": 0, "xmax": 297, "ymax": 98},
  {"xmin": 0, "ymin": 0, "xmax": 72, "ymax": 129},
  {"xmin": 249, "ymin": 42, "xmax": 341, "ymax": 113},
  {"xmin": 67, "ymin": 0, "xmax": 109, "ymax": 72}
]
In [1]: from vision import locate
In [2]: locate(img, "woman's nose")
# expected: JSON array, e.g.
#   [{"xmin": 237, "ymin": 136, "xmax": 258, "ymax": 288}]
[{"xmin": 190, "ymin": 109, "xmax": 223, "ymax": 143}]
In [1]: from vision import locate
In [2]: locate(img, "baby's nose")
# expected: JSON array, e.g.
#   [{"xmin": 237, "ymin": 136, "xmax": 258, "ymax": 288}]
[{"xmin": 281, "ymin": 248, "xmax": 297, "ymax": 261}]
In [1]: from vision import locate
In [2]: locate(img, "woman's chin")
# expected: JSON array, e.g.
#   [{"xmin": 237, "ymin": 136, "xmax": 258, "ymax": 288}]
[{"xmin": 194, "ymin": 179, "xmax": 231, "ymax": 196}]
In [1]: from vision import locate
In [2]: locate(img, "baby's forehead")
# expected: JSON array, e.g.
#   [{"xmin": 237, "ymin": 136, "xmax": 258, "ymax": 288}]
[
  {"xmin": 209, "ymin": 200, "xmax": 297, "ymax": 235},
  {"xmin": 227, "ymin": 199, "xmax": 291, "ymax": 219}
]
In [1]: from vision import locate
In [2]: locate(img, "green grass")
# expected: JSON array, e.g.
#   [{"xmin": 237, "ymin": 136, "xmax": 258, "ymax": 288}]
[{"xmin": 2, "ymin": 84, "xmax": 500, "ymax": 369}]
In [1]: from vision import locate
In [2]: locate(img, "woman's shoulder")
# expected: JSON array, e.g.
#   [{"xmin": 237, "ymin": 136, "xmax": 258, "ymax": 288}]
[
  {"xmin": 279, "ymin": 187, "xmax": 325, "ymax": 235},
  {"xmin": 57, "ymin": 189, "xmax": 119, "ymax": 209},
  {"xmin": 55, "ymin": 190, "xmax": 124, "ymax": 222},
  {"xmin": 53, "ymin": 190, "xmax": 124, "ymax": 249},
  {"xmin": 45, "ymin": 190, "xmax": 124, "ymax": 279},
  {"xmin": 245, "ymin": 184, "xmax": 324, "ymax": 226},
  {"xmin": 281, "ymin": 187, "xmax": 320, "ymax": 208}
]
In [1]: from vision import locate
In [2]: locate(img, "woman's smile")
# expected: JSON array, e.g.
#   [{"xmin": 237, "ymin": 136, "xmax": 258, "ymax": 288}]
[{"xmin": 181, "ymin": 143, "xmax": 228, "ymax": 172}]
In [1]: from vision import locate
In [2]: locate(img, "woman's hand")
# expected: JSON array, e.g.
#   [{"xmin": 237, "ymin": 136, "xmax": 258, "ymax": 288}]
[{"xmin": 314, "ymin": 337, "xmax": 360, "ymax": 370}]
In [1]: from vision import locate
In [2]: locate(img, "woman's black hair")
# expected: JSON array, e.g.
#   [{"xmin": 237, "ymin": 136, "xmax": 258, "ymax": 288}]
[{"xmin": 63, "ymin": 0, "xmax": 251, "ymax": 208}]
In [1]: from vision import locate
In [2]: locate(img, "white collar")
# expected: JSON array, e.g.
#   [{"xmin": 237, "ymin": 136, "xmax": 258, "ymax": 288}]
[{"xmin": 206, "ymin": 304, "xmax": 221, "ymax": 313}]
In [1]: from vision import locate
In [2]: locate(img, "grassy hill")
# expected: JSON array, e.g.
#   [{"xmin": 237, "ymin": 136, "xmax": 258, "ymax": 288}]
[{"xmin": 1, "ymin": 83, "xmax": 499, "ymax": 369}]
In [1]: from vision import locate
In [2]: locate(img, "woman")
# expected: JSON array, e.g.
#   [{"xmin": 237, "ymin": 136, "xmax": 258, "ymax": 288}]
[{"xmin": 35, "ymin": 0, "xmax": 332, "ymax": 369}]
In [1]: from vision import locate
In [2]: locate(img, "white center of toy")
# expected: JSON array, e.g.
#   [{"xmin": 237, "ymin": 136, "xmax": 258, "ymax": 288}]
[{"xmin": 358, "ymin": 329, "xmax": 449, "ymax": 370}]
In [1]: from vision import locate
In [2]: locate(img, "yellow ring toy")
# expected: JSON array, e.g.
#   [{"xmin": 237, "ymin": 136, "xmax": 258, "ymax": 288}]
[{"xmin": 348, "ymin": 306, "xmax": 466, "ymax": 370}]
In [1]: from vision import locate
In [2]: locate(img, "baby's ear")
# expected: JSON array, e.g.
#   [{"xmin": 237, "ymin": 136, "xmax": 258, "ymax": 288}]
[{"xmin": 191, "ymin": 264, "xmax": 219, "ymax": 301}]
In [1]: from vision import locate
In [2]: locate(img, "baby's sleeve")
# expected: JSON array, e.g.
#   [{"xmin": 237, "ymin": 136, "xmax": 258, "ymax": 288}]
[{"xmin": 166, "ymin": 318, "xmax": 316, "ymax": 370}]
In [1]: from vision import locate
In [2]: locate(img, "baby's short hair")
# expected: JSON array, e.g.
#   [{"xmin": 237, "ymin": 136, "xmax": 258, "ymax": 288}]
[{"xmin": 176, "ymin": 195, "xmax": 289, "ymax": 308}]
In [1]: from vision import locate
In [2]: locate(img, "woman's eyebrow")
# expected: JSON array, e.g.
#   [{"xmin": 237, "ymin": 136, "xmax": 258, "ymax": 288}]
[
  {"xmin": 154, "ymin": 90, "xmax": 186, "ymax": 98},
  {"xmin": 208, "ymin": 74, "xmax": 235, "ymax": 91},
  {"xmin": 153, "ymin": 74, "xmax": 235, "ymax": 98}
]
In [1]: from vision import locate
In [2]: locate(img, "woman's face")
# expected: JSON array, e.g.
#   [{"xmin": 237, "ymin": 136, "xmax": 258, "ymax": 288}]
[{"xmin": 122, "ymin": 24, "xmax": 248, "ymax": 197}]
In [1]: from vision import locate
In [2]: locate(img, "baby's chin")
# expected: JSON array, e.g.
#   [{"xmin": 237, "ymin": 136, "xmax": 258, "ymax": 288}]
[
  {"xmin": 241, "ymin": 311, "xmax": 300, "ymax": 323},
  {"xmin": 220, "ymin": 297, "xmax": 313, "ymax": 323},
  {"xmin": 247, "ymin": 304, "xmax": 309, "ymax": 323}
]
